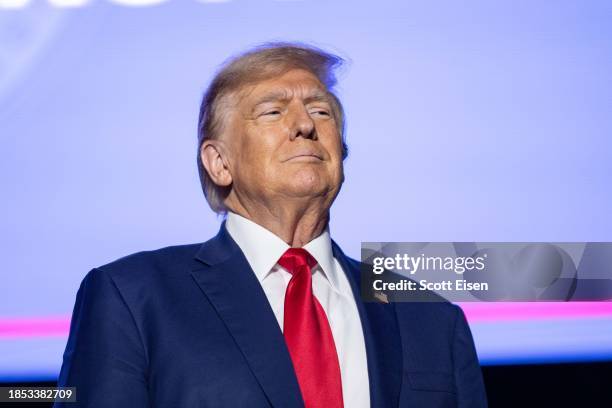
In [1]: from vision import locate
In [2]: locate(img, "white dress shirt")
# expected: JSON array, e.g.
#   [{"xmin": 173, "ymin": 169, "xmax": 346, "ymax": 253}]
[{"xmin": 225, "ymin": 211, "xmax": 370, "ymax": 408}]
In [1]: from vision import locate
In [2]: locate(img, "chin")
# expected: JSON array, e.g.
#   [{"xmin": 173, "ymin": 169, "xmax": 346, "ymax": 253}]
[
  {"xmin": 280, "ymin": 180, "xmax": 328, "ymax": 199},
  {"xmin": 287, "ymin": 169, "xmax": 325, "ymax": 192},
  {"xmin": 284, "ymin": 185, "xmax": 326, "ymax": 198}
]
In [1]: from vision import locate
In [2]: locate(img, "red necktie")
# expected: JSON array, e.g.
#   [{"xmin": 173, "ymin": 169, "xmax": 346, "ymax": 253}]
[{"xmin": 278, "ymin": 248, "xmax": 344, "ymax": 408}]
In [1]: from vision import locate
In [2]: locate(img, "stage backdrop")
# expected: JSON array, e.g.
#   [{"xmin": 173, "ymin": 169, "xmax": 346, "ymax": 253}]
[{"xmin": 1, "ymin": 0, "xmax": 611, "ymax": 380}]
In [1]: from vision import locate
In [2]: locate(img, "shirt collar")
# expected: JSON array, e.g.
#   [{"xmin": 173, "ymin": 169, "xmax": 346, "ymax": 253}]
[{"xmin": 225, "ymin": 211, "xmax": 341, "ymax": 294}]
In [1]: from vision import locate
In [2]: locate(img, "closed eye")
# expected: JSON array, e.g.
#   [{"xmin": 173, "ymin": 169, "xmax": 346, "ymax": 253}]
[
  {"xmin": 263, "ymin": 110, "xmax": 281, "ymax": 116},
  {"xmin": 310, "ymin": 109, "xmax": 330, "ymax": 116}
]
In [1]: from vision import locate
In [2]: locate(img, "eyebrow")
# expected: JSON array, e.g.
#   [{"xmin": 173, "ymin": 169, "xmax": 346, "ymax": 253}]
[
  {"xmin": 251, "ymin": 90, "xmax": 291, "ymax": 107},
  {"xmin": 304, "ymin": 91, "xmax": 332, "ymax": 105},
  {"xmin": 251, "ymin": 89, "xmax": 332, "ymax": 108}
]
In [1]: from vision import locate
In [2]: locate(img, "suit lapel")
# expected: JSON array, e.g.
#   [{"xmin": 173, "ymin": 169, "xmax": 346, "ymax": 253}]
[
  {"xmin": 191, "ymin": 222, "xmax": 304, "ymax": 408},
  {"xmin": 332, "ymin": 240, "xmax": 403, "ymax": 408}
]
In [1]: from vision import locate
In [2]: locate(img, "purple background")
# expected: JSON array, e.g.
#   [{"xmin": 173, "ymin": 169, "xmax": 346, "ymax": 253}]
[{"xmin": 1, "ymin": 0, "xmax": 611, "ymax": 379}]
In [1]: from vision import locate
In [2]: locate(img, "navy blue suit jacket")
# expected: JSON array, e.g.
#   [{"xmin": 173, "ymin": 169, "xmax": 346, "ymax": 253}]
[{"xmin": 56, "ymin": 222, "xmax": 487, "ymax": 407}]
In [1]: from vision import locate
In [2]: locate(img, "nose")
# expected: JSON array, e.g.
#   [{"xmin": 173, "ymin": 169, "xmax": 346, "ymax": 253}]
[{"xmin": 288, "ymin": 103, "xmax": 317, "ymax": 141}]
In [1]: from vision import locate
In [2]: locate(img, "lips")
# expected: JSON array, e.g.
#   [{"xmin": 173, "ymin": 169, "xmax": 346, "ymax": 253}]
[{"xmin": 283, "ymin": 150, "xmax": 323, "ymax": 162}]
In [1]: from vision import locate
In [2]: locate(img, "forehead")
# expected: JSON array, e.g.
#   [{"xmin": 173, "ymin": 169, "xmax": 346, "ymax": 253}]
[{"xmin": 240, "ymin": 69, "xmax": 329, "ymax": 104}]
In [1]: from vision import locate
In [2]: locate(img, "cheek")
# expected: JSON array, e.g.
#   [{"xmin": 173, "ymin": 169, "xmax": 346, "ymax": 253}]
[
  {"xmin": 326, "ymin": 135, "xmax": 345, "ymax": 182},
  {"xmin": 322, "ymin": 130, "xmax": 344, "ymax": 163},
  {"xmin": 236, "ymin": 129, "xmax": 281, "ymax": 178}
]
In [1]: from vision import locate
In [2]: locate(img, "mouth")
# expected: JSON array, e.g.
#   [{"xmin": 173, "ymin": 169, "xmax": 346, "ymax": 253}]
[{"xmin": 283, "ymin": 153, "xmax": 324, "ymax": 162}]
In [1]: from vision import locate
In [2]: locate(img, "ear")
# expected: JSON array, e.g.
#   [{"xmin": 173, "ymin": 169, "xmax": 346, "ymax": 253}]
[{"xmin": 200, "ymin": 140, "xmax": 233, "ymax": 187}]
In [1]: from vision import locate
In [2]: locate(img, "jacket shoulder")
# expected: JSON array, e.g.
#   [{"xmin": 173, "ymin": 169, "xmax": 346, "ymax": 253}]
[{"xmin": 95, "ymin": 242, "xmax": 203, "ymax": 282}]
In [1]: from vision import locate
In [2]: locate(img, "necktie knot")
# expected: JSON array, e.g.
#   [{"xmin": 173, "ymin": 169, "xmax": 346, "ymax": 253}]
[{"xmin": 277, "ymin": 248, "xmax": 317, "ymax": 275}]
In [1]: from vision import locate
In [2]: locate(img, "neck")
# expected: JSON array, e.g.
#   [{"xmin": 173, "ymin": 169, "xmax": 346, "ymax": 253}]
[{"xmin": 225, "ymin": 194, "xmax": 331, "ymax": 247}]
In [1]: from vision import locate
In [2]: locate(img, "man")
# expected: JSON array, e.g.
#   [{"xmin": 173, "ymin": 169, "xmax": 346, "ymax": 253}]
[{"xmin": 56, "ymin": 43, "xmax": 487, "ymax": 407}]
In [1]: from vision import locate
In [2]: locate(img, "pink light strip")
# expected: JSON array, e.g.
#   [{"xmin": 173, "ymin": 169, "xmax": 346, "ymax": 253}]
[
  {"xmin": 0, "ymin": 316, "xmax": 70, "ymax": 339},
  {"xmin": 1, "ymin": 303, "xmax": 612, "ymax": 338},
  {"xmin": 458, "ymin": 302, "xmax": 612, "ymax": 323}
]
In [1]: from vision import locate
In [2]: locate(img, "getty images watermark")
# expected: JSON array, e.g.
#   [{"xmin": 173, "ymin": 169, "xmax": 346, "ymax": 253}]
[{"xmin": 360, "ymin": 242, "xmax": 612, "ymax": 302}]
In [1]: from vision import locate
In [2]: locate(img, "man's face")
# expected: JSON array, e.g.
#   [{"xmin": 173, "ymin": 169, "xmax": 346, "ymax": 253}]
[{"xmin": 221, "ymin": 69, "xmax": 344, "ymax": 207}]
